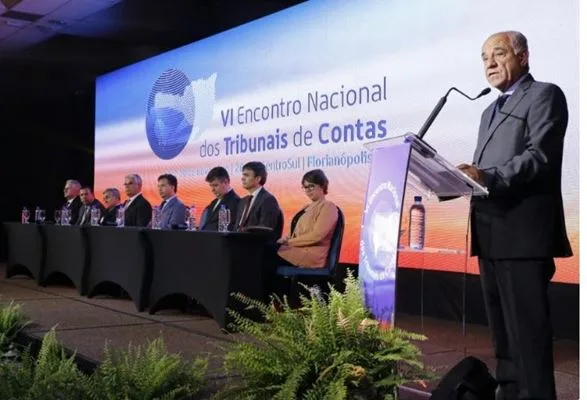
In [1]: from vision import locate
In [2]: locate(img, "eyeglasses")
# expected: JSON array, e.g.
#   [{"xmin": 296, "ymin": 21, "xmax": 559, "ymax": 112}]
[{"xmin": 302, "ymin": 184, "xmax": 316, "ymax": 191}]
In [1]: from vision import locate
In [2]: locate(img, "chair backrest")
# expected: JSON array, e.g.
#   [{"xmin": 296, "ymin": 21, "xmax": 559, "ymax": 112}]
[
  {"xmin": 199, "ymin": 207, "xmax": 209, "ymax": 230},
  {"xmin": 325, "ymin": 207, "xmax": 345, "ymax": 273},
  {"xmin": 275, "ymin": 209, "xmax": 285, "ymax": 239},
  {"xmin": 289, "ymin": 207, "xmax": 307, "ymax": 234}
]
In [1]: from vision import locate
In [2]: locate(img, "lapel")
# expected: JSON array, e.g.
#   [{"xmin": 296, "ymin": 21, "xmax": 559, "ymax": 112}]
[
  {"xmin": 211, "ymin": 190, "xmax": 232, "ymax": 219},
  {"xmin": 220, "ymin": 189, "xmax": 237, "ymax": 212},
  {"xmin": 244, "ymin": 187, "xmax": 265, "ymax": 225},
  {"xmin": 474, "ymin": 74, "xmax": 534, "ymax": 164},
  {"xmin": 126, "ymin": 194, "xmax": 142, "ymax": 211},
  {"xmin": 206, "ymin": 190, "xmax": 234, "ymax": 222},
  {"xmin": 162, "ymin": 197, "xmax": 176, "ymax": 224}
]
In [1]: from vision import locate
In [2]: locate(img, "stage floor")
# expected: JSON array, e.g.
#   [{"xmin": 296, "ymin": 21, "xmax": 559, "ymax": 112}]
[{"xmin": 0, "ymin": 266, "xmax": 578, "ymax": 399}]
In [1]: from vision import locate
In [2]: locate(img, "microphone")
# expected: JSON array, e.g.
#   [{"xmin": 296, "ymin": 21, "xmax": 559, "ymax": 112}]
[{"xmin": 417, "ymin": 87, "xmax": 491, "ymax": 139}]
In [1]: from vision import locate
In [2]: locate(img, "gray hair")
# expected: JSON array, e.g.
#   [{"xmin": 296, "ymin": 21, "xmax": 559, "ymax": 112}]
[
  {"xmin": 102, "ymin": 188, "xmax": 121, "ymax": 200},
  {"xmin": 124, "ymin": 174, "xmax": 143, "ymax": 186},
  {"xmin": 504, "ymin": 31, "xmax": 528, "ymax": 55},
  {"xmin": 65, "ymin": 179, "xmax": 81, "ymax": 189}
]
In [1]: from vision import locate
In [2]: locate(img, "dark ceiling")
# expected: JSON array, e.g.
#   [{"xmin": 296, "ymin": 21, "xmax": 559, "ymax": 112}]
[{"xmin": 0, "ymin": 0, "xmax": 305, "ymax": 100}]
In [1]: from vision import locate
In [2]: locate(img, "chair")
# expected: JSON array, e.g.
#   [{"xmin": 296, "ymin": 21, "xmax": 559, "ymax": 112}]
[{"xmin": 276, "ymin": 206, "xmax": 345, "ymax": 303}]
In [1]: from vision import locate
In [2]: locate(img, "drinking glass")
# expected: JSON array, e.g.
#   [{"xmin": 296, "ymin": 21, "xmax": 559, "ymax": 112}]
[
  {"xmin": 62, "ymin": 209, "xmax": 71, "ymax": 226},
  {"xmin": 116, "ymin": 207, "xmax": 125, "ymax": 227},
  {"xmin": 90, "ymin": 208, "xmax": 101, "ymax": 226},
  {"xmin": 54, "ymin": 210, "xmax": 62, "ymax": 225},
  {"xmin": 185, "ymin": 207, "xmax": 196, "ymax": 231},
  {"xmin": 151, "ymin": 206, "xmax": 161, "ymax": 230}
]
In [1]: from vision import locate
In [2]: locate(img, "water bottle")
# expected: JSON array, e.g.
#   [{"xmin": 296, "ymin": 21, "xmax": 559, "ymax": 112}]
[
  {"xmin": 408, "ymin": 196, "xmax": 426, "ymax": 250},
  {"xmin": 218, "ymin": 205, "xmax": 226, "ymax": 232},
  {"xmin": 218, "ymin": 205, "xmax": 230, "ymax": 232},
  {"xmin": 61, "ymin": 207, "xmax": 71, "ymax": 226},
  {"xmin": 116, "ymin": 207, "xmax": 125, "ymax": 227},
  {"xmin": 186, "ymin": 205, "xmax": 196, "ymax": 231},
  {"xmin": 21, "ymin": 207, "xmax": 30, "ymax": 224},
  {"xmin": 151, "ymin": 206, "xmax": 161, "ymax": 230}
]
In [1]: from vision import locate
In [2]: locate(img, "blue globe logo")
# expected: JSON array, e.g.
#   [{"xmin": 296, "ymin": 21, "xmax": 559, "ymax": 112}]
[{"xmin": 145, "ymin": 69, "xmax": 195, "ymax": 160}]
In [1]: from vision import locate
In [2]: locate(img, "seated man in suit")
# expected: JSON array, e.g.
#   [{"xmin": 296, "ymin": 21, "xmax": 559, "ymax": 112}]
[
  {"xmin": 234, "ymin": 161, "xmax": 283, "ymax": 240},
  {"xmin": 122, "ymin": 173, "xmax": 152, "ymax": 227},
  {"xmin": 276, "ymin": 169, "xmax": 339, "ymax": 268},
  {"xmin": 62, "ymin": 179, "xmax": 82, "ymax": 224},
  {"xmin": 157, "ymin": 173, "xmax": 186, "ymax": 229},
  {"xmin": 200, "ymin": 166, "xmax": 240, "ymax": 231},
  {"xmin": 76, "ymin": 186, "xmax": 106, "ymax": 226},
  {"xmin": 100, "ymin": 188, "xmax": 123, "ymax": 226}
]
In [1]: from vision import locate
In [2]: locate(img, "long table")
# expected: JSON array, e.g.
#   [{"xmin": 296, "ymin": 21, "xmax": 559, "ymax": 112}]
[{"xmin": 2, "ymin": 222, "xmax": 272, "ymax": 329}]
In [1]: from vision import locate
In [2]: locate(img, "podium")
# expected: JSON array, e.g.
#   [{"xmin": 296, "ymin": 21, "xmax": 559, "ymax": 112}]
[{"xmin": 359, "ymin": 133, "xmax": 488, "ymax": 326}]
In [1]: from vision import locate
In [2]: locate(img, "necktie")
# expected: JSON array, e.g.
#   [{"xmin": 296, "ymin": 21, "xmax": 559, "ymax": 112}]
[
  {"xmin": 80, "ymin": 207, "xmax": 89, "ymax": 225},
  {"xmin": 160, "ymin": 199, "xmax": 167, "ymax": 209},
  {"xmin": 496, "ymin": 94, "xmax": 510, "ymax": 111},
  {"xmin": 238, "ymin": 196, "xmax": 253, "ymax": 228},
  {"xmin": 489, "ymin": 94, "xmax": 510, "ymax": 126}
]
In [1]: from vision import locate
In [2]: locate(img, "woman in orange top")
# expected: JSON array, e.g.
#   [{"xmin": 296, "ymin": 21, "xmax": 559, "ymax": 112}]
[{"xmin": 276, "ymin": 169, "xmax": 339, "ymax": 269}]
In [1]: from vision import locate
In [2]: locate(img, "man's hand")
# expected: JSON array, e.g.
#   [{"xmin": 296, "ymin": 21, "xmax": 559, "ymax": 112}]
[{"xmin": 457, "ymin": 164, "xmax": 485, "ymax": 185}]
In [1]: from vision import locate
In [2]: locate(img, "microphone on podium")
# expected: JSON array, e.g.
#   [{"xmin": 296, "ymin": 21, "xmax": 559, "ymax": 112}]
[{"xmin": 417, "ymin": 87, "xmax": 491, "ymax": 139}]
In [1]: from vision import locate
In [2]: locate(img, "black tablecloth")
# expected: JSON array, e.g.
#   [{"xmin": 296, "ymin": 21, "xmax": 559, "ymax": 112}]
[
  {"xmin": 3, "ymin": 223, "xmax": 273, "ymax": 328},
  {"xmin": 2, "ymin": 222, "xmax": 44, "ymax": 282},
  {"xmin": 41, "ymin": 224, "xmax": 88, "ymax": 294},
  {"xmin": 85, "ymin": 226, "xmax": 152, "ymax": 311},
  {"xmin": 144, "ymin": 229, "xmax": 271, "ymax": 328}
]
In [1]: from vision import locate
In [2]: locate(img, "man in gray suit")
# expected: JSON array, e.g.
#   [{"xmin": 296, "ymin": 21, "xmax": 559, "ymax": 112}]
[
  {"xmin": 458, "ymin": 31, "xmax": 571, "ymax": 400},
  {"xmin": 157, "ymin": 174, "xmax": 186, "ymax": 229}
]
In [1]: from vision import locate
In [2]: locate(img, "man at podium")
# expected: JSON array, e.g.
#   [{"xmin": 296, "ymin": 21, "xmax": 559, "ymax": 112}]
[{"xmin": 457, "ymin": 31, "xmax": 572, "ymax": 400}]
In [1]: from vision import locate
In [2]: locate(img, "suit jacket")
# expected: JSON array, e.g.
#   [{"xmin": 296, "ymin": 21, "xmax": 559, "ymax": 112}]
[
  {"xmin": 278, "ymin": 199, "xmax": 339, "ymax": 268},
  {"xmin": 76, "ymin": 199, "xmax": 106, "ymax": 226},
  {"xmin": 123, "ymin": 194, "xmax": 152, "ymax": 227},
  {"xmin": 159, "ymin": 196, "xmax": 186, "ymax": 229},
  {"xmin": 100, "ymin": 204, "xmax": 122, "ymax": 226},
  {"xmin": 471, "ymin": 74, "xmax": 572, "ymax": 259},
  {"xmin": 200, "ymin": 189, "xmax": 240, "ymax": 231},
  {"xmin": 63, "ymin": 197, "xmax": 82, "ymax": 225},
  {"xmin": 235, "ymin": 187, "xmax": 283, "ymax": 239}
]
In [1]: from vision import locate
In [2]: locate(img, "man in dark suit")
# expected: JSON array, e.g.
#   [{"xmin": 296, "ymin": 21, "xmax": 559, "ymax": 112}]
[
  {"xmin": 234, "ymin": 161, "xmax": 283, "ymax": 240},
  {"xmin": 62, "ymin": 179, "xmax": 82, "ymax": 225},
  {"xmin": 122, "ymin": 174, "xmax": 152, "ymax": 227},
  {"xmin": 76, "ymin": 186, "xmax": 105, "ymax": 226},
  {"xmin": 100, "ymin": 187, "xmax": 123, "ymax": 226},
  {"xmin": 156, "ymin": 173, "xmax": 186, "ymax": 229},
  {"xmin": 200, "ymin": 166, "xmax": 240, "ymax": 231},
  {"xmin": 458, "ymin": 31, "xmax": 571, "ymax": 400}
]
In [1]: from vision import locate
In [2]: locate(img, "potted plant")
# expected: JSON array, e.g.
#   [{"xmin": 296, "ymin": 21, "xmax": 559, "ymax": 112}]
[{"xmin": 217, "ymin": 273, "xmax": 430, "ymax": 399}]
